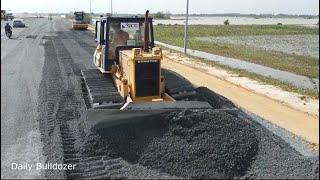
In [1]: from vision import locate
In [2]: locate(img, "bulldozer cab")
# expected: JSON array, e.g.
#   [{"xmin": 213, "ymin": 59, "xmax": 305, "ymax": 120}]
[
  {"xmin": 95, "ymin": 17, "xmax": 154, "ymax": 72},
  {"xmin": 74, "ymin": 11, "xmax": 85, "ymax": 21}
]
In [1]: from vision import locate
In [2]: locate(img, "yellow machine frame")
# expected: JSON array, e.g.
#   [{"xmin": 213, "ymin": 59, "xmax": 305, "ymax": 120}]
[{"xmin": 112, "ymin": 47, "xmax": 175, "ymax": 103}]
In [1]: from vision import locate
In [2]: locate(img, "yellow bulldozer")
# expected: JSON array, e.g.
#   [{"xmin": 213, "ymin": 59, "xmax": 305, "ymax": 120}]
[
  {"xmin": 72, "ymin": 11, "xmax": 88, "ymax": 30},
  {"xmin": 81, "ymin": 11, "xmax": 212, "ymax": 128}
]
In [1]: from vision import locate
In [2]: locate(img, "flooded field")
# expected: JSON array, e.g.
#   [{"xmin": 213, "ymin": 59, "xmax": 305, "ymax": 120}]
[
  {"xmin": 196, "ymin": 35, "xmax": 319, "ymax": 59},
  {"xmin": 154, "ymin": 16, "xmax": 319, "ymax": 26}
]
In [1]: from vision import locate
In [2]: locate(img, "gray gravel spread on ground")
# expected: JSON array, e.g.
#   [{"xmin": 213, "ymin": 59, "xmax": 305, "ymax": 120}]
[
  {"xmin": 196, "ymin": 35, "xmax": 319, "ymax": 59},
  {"xmin": 156, "ymin": 41, "xmax": 319, "ymax": 91}
]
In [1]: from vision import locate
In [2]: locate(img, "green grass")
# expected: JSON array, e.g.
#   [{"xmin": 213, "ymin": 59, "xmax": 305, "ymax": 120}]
[
  {"xmin": 154, "ymin": 25, "xmax": 319, "ymax": 78},
  {"xmin": 214, "ymin": 63, "xmax": 319, "ymax": 99},
  {"xmin": 155, "ymin": 24, "xmax": 319, "ymax": 39},
  {"xmin": 162, "ymin": 47, "xmax": 319, "ymax": 99}
]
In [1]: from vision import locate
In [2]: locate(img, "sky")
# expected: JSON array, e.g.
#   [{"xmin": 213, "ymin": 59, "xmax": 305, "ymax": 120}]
[{"xmin": 1, "ymin": 0, "xmax": 319, "ymax": 15}]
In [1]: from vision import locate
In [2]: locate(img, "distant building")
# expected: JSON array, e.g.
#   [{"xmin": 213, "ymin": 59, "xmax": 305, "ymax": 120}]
[{"xmin": 1, "ymin": 10, "xmax": 7, "ymax": 20}]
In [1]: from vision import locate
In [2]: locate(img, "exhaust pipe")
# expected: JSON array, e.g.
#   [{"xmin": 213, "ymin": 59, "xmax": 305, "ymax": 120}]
[{"xmin": 144, "ymin": 10, "xmax": 150, "ymax": 52}]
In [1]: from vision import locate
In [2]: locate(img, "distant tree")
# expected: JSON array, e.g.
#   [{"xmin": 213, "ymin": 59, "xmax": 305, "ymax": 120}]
[
  {"xmin": 153, "ymin": 12, "xmax": 170, "ymax": 19},
  {"xmin": 224, "ymin": 19, "xmax": 230, "ymax": 25},
  {"xmin": 277, "ymin": 23, "xmax": 283, "ymax": 25}
]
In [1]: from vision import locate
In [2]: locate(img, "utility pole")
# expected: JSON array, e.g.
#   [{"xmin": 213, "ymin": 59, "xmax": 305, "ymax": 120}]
[
  {"xmin": 89, "ymin": 0, "xmax": 92, "ymax": 24},
  {"xmin": 184, "ymin": 0, "xmax": 189, "ymax": 54},
  {"xmin": 90, "ymin": 0, "xmax": 91, "ymax": 14},
  {"xmin": 111, "ymin": 0, "xmax": 113, "ymax": 15}
]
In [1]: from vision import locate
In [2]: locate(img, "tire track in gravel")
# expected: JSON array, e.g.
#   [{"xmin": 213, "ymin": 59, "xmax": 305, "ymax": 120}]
[
  {"xmin": 51, "ymin": 37, "xmax": 123, "ymax": 179},
  {"xmin": 58, "ymin": 19, "xmax": 96, "ymax": 55},
  {"xmin": 38, "ymin": 33, "xmax": 96, "ymax": 179},
  {"xmin": 38, "ymin": 33, "xmax": 97, "ymax": 179},
  {"xmin": 38, "ymin": 37, "xmax": 65, "ymax": 179}
]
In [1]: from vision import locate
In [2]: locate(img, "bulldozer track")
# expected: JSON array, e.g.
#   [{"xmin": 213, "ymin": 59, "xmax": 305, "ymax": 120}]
[
  {"xmin": 56, "ymin": 90, "xmax": 126, "ymax": 179},
  {"xmin": 54, "ymin": 37, "xmax": 128, "ymax": 179},
  {"xmin": 81, "ymin": 69, "xmax": 124, "ymax": 108}
]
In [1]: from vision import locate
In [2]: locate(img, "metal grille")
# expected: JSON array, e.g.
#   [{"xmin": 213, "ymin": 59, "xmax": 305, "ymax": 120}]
[{"xmin": 135, "ymin": 60, "xmax": 160, "ymax": 97}]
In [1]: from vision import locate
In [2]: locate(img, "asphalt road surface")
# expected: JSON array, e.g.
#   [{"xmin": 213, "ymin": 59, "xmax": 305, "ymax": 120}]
[
  {"xmin": 1, "ymin": 18, "xmax": 318, "ymax": 179},
  {"xmin": 1, "ymin": 18, "xmax": 50, "ymax": 179}
]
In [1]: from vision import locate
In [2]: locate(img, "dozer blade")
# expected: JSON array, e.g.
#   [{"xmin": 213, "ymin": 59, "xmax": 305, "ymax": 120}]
[
  {"xmin": 87, "ymin": 109, "xmax": 170, "ymax": 130},
  {"xmin": 72, "ymin": 24, "xmax": 88, "ymax": 30},
  {"xmin": 123, "ymin": 101, "xmax": 212, "ymax": 110},
  {"xmin": 87, "ymin": 101, "xmax": 212, "ymax": 129}
]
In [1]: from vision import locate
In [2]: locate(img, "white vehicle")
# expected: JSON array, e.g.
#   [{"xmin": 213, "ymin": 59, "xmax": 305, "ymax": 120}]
[{"xmin": 12, "ymin": 19, "xmax": 25, "ymax": 27}]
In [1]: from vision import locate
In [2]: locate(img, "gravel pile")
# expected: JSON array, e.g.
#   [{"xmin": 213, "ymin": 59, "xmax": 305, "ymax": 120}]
[
  {"xmin": 77, "ymin": 119, "xmax": 178, "ymax": 179},
  {"xmin": 92, "ymin": 109, "xmax": 258, "ymax": 179},
  {"xmin": 138, "ymin": 110, "xmax": 259, "ymax": 179},
  {"xmin": 243, "ymin": 120, "xmax": 319, "ymax": 179},
  {"xmin": 85, "ymin": 107, "xmax": 319, "ymax": 179},
  {"xmin": 193, "ymin": 87, "xmax": 235, "ymax": 109}
]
